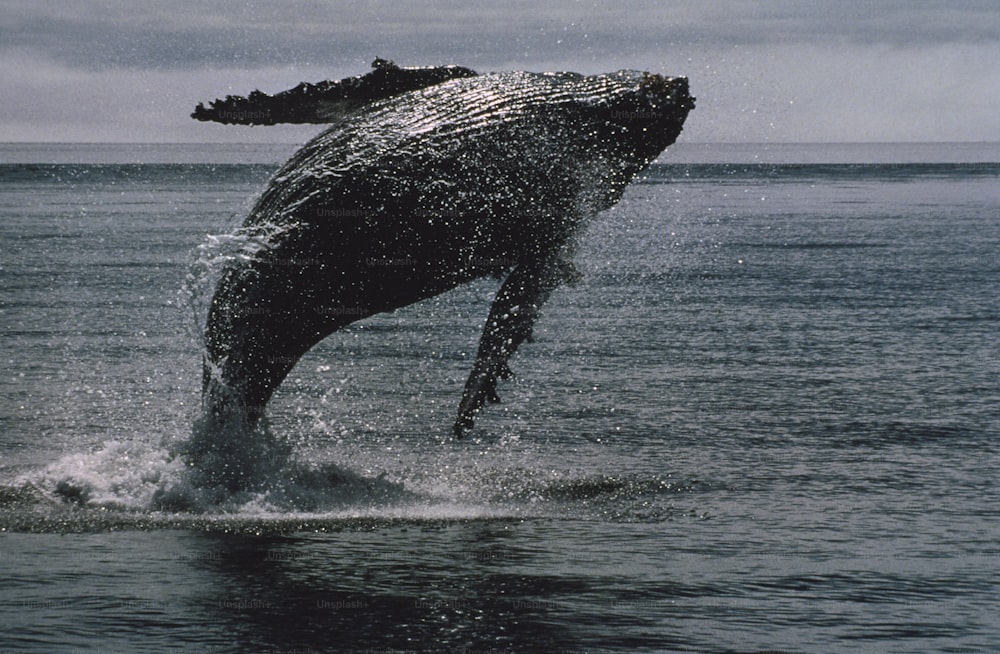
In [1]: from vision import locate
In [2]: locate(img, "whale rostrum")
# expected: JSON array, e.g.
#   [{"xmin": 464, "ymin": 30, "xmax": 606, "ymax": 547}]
[{"xmin": 193, "ymin": 58, "xmax": 693, "ymax": 461}]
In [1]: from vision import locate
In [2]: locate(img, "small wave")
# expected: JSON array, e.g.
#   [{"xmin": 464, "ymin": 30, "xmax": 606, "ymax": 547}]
[{"xmin": 731, "ymin": 241, "xmax": 889, "ymax": 250}]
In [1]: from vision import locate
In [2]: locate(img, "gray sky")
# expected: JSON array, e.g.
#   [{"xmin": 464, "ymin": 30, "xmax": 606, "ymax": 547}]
[{"xmin": 2, "ymin": 0, "xmax": 998, "ymax": 143}]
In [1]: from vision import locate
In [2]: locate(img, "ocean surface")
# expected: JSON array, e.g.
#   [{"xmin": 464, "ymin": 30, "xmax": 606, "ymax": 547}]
[{"xmin": 1, "ymin": 141, "xmax": 998, "ymax": 652}]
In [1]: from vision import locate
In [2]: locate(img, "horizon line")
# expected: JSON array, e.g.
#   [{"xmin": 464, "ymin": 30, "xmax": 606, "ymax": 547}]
[{"xmin": 3, "ymin": 139, "xmax": 1000, "ymax": 147}]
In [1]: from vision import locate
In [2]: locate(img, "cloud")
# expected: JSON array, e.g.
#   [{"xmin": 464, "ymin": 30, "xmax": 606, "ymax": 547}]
[
  {"xmin": 0, "ymin": 49, "xmax": 323, "ymax": 142},
  {"xmin": 2, "ymin": 1, "xmax": 998, "ymax": 142},
  {"xmin": 778, "ymin": 42, "xmax": 1000, "ymax": 142},
  {"xmin": 7, "ymin": 1, "xmax": 998, "ymax": 71}
]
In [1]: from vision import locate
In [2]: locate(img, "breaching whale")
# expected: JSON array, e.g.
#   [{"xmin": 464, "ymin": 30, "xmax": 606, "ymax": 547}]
[{"xmin": 191, "ymin": 59, "xmax": 693, "ymax": 481}]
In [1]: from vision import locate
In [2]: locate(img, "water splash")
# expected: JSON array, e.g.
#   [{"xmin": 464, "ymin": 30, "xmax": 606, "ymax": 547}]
[
  {"xmin": 175, "ymin": 218, "xmax": 303, "ymax": 496},
  {"xmin": 178, "ymin": 221, "xmax": 292, "ymax": 348},
  {"xmin": 2, "ymin": 430, "xmax": 698, "ymax": 532},
  {"xmin": 175, "ymin": 405, "xmax": 292, "ymax": 498}
]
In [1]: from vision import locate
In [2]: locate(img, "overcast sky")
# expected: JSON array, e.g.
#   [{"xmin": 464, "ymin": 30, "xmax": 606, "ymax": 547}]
[{"xmin": 2, "ymin": 0, "xmax": 998, "ymax": 143}]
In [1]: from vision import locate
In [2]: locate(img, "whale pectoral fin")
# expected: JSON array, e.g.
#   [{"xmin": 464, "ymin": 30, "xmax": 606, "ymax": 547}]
[
  {"xmin": 192, "ymin": 58, "xmax": 478, "ymax": 125},
  {"xmin": 454, "ymin": 256, "xmax": 570, "ymax": 437}
]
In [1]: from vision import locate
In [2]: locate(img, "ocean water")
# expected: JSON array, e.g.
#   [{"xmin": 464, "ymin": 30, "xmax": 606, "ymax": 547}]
[{"xmin": 1, "ymin": 141, "xmax": 999, "ymax": 652}]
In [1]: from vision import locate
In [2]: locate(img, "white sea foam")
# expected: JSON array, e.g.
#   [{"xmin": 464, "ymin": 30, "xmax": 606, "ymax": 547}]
[
  {"xmin": 9, "ymin": 434, "xmax": 507, "ymax": 520},
  {"xmin": 17, "ymin": 440, "xmax": 187, "ymax": 512}
]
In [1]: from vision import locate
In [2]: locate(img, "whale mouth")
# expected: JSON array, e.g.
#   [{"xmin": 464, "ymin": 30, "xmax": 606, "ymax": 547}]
[{"xmin": 640, "ymin": 73, "xmax": 696, "ymax": 112}]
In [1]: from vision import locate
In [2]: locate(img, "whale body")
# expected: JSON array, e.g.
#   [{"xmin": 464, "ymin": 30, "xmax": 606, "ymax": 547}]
[{"xmin": 191, "ymin": 60, "xmax": 693, "ymax": 488}]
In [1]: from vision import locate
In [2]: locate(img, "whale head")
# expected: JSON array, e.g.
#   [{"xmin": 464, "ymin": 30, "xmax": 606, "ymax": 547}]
[
  {"xmin": 604, "ymin": 71, "xmax": 694, "ymax": 167},
  {"xmin": 504, "ymin": 69, "xmax": 694, "ymax": 210}
]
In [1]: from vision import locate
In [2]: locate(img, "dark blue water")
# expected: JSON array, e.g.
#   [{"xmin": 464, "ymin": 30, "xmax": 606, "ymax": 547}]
[{"xmin": 1, "ymin": 143, "xmax": 998, "ymax": 652}]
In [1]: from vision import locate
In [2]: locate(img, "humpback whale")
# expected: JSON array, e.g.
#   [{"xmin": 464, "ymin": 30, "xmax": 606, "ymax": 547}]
[{"xmin": 190, "ymin": 59, "xmax": 693, "ymax": 486}]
